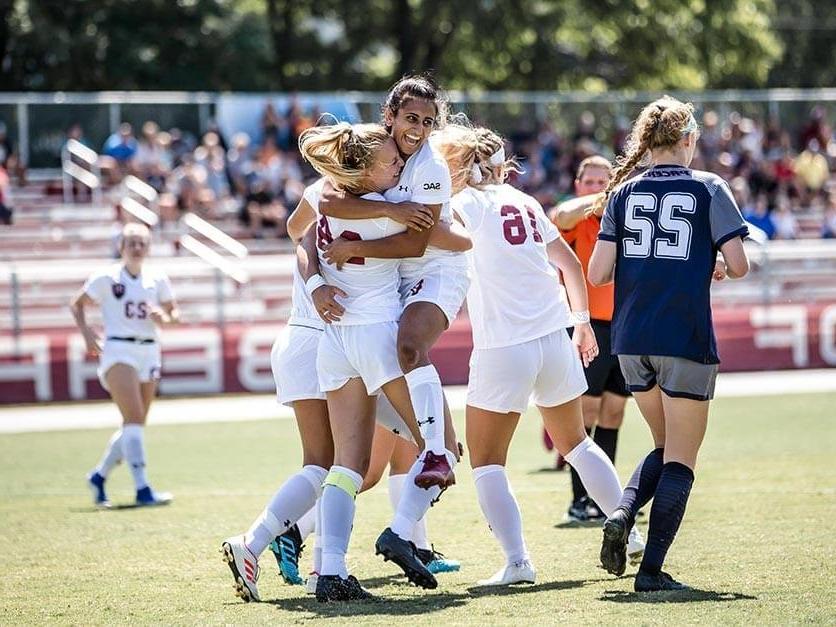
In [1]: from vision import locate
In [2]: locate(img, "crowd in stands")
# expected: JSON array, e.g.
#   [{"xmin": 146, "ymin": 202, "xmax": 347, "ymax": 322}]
[{"xmin": 1, "ymin": 102, "xmax": 835, "ymax": 240}]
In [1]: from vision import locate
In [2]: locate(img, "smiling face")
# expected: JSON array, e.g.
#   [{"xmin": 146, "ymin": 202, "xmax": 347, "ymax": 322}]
[
  {"xmin": 385, "ymin": 98, "xmax": 438, "ymax": 157},
  {"xmin": 363, "ymin": 137, "xmax": 404, "ymax": 193}
]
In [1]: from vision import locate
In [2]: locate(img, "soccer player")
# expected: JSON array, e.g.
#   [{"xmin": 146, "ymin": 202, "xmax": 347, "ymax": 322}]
[
  {"xmin": 550, "ymin": 156, "xmax": 633, "ymax": 526},
  {"xmin": 317, "ymin": 75, "xmax": 469, "ymax": 587},
  {"xmin": 589, "ymin": 96, "xmax": 750, "ymax": 592},
  {"xmin": 441, "ymin": 125, "xmax": 642, "ymax": 586},
  {"xmin": 71, "ymin": 222, "xmax": 178, "ymax": 508}
]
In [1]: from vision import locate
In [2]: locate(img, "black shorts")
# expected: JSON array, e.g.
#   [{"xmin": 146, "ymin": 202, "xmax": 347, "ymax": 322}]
[{"xmin": 582, "ymin": 320, "xmax": 630, "ymax": 398}]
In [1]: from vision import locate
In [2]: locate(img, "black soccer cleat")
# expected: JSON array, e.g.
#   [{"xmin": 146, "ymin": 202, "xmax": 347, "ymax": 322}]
[
  {"xmin": 375, "ymin": 528, "xmax": 438, "ymax": 589},
  {"xmin": 634, "ymin": 569, "xmax": 690, "ymax": 592},
  {"xmin": 600, "ymin": 508, "xmax": 631, "ymax": 576},
  {"xmin": 315, "ymin": 574, "xmax": 376, "ymax": 602}
]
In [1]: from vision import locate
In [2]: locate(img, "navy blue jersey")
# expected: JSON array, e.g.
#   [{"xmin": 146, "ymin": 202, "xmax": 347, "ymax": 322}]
[{"xmin": 599, "ymin": 165, "xmax": 748, "ymax": 364}]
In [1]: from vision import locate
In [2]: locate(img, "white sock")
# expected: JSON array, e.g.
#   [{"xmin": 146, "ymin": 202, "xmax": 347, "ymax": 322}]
[
  {"xmin": 320, "ymin": 465, "xmax": 363, "ymax": 578},
  {"xmin": 564, "ymin": 436, "xmax": 623, "ymax": 516},
  {"xmin": 389, "ymin": 473, "xmax": 431, "ymax": 550},
  {"xmin": 121, "ymin": 424, "xmax": 148, "ymax": 490},
  {"xmin": 297, "ymin": 505, "xmax": 317, "ymax": 541},
  {"xmin": 94, "ymin": 429, "xmax": 124, "ymax": 478},
  {"xmin": 405, "ymin": 365, "xmax": 446, "ymax": 455},
  {"xmin": 389, "ymin": 455, "xmax": 450, "ymax": 540},
  {"xmin": 244, "ymin": 465, "xmax": 327, "ymax": 557},
  {"xmin": 473, "ymin": 464, "xmax": 529, "ymax": 564},
  {"xmin": 313, "ymin": 496, "xmax": 323, "ymax": 573}
]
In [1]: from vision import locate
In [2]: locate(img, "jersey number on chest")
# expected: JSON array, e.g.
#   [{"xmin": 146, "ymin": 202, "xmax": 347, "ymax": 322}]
[
  {"xmin": 624, "ymin": 192, "xmax": 696, "ymax": 260},
  {"xmin": 317, "ymin": 216, "xmax": 365, "ymax": 265}
]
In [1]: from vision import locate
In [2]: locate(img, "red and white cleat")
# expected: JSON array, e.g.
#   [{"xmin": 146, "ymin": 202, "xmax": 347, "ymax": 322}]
[
  {"xmin": 221, "ymin": 535, "xmax": 261, "ymax": 602},
  {"xmin": 414, "ymin": 451, "xmax": 456, "ymax": 489}
]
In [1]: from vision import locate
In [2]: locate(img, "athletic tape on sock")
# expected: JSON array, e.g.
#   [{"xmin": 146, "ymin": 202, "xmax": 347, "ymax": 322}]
[{"xmin": 323, "ymin": 469, "xmax": 360, "ymax": 499}]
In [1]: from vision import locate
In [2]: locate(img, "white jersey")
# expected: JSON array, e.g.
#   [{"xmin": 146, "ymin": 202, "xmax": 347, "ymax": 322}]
[
  {"xmin": 289, "ymin": 262, "xmax": 325, "ymax": 330},
  {"xmin": 83, "ymin": 264, "xmax": 174, "ymax": 340},
  {"xmin": 452, "ymin": 184, "xmax": 574, "ymax": 349},
  {"xmin": 304, "ymin": 179, "xmax": 404, "ymax": 326},
  {"xmin": 384, "ymin": 138, "xmax": 457, "ymax": 277}
]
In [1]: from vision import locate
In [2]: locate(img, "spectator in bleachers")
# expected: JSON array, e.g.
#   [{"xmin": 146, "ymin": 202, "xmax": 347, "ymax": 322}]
[
  {"xmin": 0, "ymin": 121, "xmax": 26, "ymax": 186},
  {"xmin": 0, "ymin": 164, "xmax": 12, "ymax": 225},
  {"xmin": 794, "ymin": 139, "xmax": 830, "ymax": 204},
  {"xmin": 102, "ymin": 123, "xmax": 139, "ymax": 170},
  {"xmin": 821, "ymin": 193, "xmax": 836, "ymax": 239},
  {"xmin": 743, "ymin": 194, "xmax": 776, "ymax": 240},
  {"xmin": 238, "ymin": 174, "xmax": 288, "ymax": 239},
  {"xmin": 771, "ymin": 195, "xmax": 800, "ymax": 240},
  {"xmin": 225, "ymin": 132, "xmax": 253, "ymax": 198}
]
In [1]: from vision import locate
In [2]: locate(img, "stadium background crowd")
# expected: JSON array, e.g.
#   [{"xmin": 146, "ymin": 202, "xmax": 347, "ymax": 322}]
[{"xmin": 1, "ymin": 101, "xmax": 835, "ymax": 241}]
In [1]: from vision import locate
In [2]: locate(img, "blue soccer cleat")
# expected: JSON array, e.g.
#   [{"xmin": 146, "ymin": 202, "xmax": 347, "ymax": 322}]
[
  {"xmin": 86, "ymin": 471, "xmax": 111, "ymax": 509},
  {"xmin": 269, "ymin": 525, "xmax": 305, "ymax": 585},
  {"xmin": 416, "ymin": 545, "xmax": 461, "ymax": 574},
  {"xmin": 135, "ymin": 486, "xmax": 173, "ymax": 507}
]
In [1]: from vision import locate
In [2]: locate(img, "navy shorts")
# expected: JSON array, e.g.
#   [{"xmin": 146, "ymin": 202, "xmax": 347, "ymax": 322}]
[{"xmin": 570, "ymin": 320, "xmax": 630, "ymax": 398}]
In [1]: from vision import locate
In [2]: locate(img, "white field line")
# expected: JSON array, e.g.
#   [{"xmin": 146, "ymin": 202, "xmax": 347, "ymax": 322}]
[{"xmin": 0, "ymin": 369, "xmax": 834, "ymax": 434}]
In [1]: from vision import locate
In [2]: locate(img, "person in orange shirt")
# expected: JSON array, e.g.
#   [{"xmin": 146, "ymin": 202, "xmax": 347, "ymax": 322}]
[{"xmin": 549, "ymin": 156, "xmax": 632, "ymax": 524}]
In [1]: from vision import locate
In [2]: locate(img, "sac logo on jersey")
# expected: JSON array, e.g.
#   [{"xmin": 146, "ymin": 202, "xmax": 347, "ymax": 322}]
[
  {"xmin": 423, "ymin": 182, "xmax": 440, "ymax": 190},
  {"xmin": 111, "ymin": 283, "xmax": 126, "ymax": 299}
]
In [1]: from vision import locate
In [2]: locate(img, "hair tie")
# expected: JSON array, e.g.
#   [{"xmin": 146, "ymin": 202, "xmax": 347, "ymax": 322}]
[
  {"xmin": 681, "ymin": 115, "xmax": 698, "ymax": 135},
  {"xmin": 488, "ymin": 147, "xmax": 505, "ymax": 166},
  {"xmin": 470, "ymin": 163, "xmax": 483, "ymax": 184}
]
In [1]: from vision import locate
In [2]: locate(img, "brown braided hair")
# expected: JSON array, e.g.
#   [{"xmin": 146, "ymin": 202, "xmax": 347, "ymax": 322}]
[{"xmin": 593, "ymin": 96, "xmax": 696, "ymax": 213}]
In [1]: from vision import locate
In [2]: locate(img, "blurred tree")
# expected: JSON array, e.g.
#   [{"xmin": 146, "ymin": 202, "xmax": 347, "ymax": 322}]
[{"xmin": 0, "ymin": 0, "xmax": 817, "ymax": 92}]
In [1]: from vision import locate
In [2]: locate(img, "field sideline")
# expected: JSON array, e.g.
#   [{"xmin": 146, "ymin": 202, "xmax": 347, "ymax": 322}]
[{"xmin": 1, "ymin": 387, "xmax": 835, "ymax": 623}]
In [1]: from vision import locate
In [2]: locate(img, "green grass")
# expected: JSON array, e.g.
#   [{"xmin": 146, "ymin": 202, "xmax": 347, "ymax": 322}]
[{"xmin": 1, "ymin": 393, "xmax": 835, "ymax": 625}]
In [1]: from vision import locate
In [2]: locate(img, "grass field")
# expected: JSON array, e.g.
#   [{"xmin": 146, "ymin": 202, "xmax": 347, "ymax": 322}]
[{"xmin": 1, "ymin": 392, "xmax": 835, "ymax": 625}]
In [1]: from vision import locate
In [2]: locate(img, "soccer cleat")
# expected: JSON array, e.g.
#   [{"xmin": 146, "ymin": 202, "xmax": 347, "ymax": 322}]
[
  {"xmin": 268, "ymin": 525, "xmax": 305, "ymax": 585},
  {"xmin": 221, "ymin": 536, "xmax": 261, "ymax": 602},
  {"xmin": 564, "ymin": 498, "xmax": 590, "ymax": 523},
  {"xmin": 600, "ymin": 509, "xmax": 631, "ymax": 576},
  {"xmin": 414, "ymin": 451, "xmax": 456, "ymax": 489},
  {"xmin": 585, "ymin": 499, "xmax": 605, "ymax": 523},
  {"xmin": 315, "ymin": 574, "xmax": 376, "ymax": 602},
  {"xmin": 627, "ymin": 525, "xmax": 645, "ymax": 565},
  {"xmin": 415, "ymin": 546, "xmax": 461, "ymax": 574},
  {"xmin": 135, "ymin": 486, "xmax": 173, "ymax": 506},
  {"xmin": 305, "ymin": 572, "xmax": 319, "ymax": 595},
  {"xmin": 375, "ymin": 528, "xmax": 437, "ymax": 589},
  {"xmin": 634, "ymin": 569, "xmax": 690, "ymax": 592},
  {"xmin": 86, "ymin": 471, "xmax": 111, "ymax": 509},
  {"xmin": 475, "ymin": 559, "xmax": 536, "ymax": 587}
]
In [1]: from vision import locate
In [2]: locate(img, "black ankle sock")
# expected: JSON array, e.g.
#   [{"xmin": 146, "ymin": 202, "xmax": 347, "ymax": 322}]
[
  {"xmin": 619, "ymin": 447, "xmax": 664, "ymax": 519},
  {"xmin": 593, "ymin": 426, "xmax": 619, "ymax": 463},
  {"xmin": 640, "ymin": 461, "xmax": 695, "ymax": 575},
  {"xmin": 569, "ymin": 427, "xmax": 593, "ymax": 502}
]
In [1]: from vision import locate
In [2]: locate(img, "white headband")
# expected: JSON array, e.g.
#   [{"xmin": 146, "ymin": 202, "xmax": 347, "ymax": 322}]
[
  {"xmin": 489, "ymin": 147, "xmax": 506, "ymax": 166},
  {"xmin": 470, "ymin": 163, "xmax": 483, "ymax": 184}
]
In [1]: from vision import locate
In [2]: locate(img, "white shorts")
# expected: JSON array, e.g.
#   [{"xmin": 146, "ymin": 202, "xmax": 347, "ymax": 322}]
[
  {"xmin": 399, "ymin": 260, "xmax": 469, "ymax": 326},
  {"xmin": 97, "ymin": 339, "xmax": 162, "ymax": 391},
  {"xmin": 271, "ymin": 323, "xmax": 326, "ymax": 406},
  {"xmin": 317, "ymin": 322, "xmax": 403, "ymax": 395},
  {"xmin": 467, "ymin": 329, "xmax": 587, "ymax": 414},
  {"xmin": 376, "ymin": 394, "xmax": 416, "ymax": 444}
]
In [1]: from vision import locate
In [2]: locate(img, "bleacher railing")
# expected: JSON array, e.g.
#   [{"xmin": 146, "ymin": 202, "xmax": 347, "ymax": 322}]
[{"xmin": 61, "ymin": 139, "xmax": 102, "ymax": 205}]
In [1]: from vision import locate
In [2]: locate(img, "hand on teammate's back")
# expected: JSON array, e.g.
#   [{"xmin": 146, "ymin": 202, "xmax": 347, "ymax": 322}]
[{"xmin": 311, "ymin": 285, "xmax": 346, "ymax": 323}]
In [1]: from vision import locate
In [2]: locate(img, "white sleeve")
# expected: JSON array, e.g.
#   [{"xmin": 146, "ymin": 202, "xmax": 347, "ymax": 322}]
[
  {"xmin": 410, "ymin": 156, "xmax": 452, "ymax": 205},
  {"xmin": 302, "ymin": 179, "xmax": 323, "ymax": 212},
  {"xmin": 157, "ymin": 274, "xmax": 174, "ymax": 303},
  {"xmin": 451, "ymin": 193, "xmax": 484, "ymax": 232},
  {"xmin": 83, "ymin": 273, "xmax": 109, "ymax": 304}
]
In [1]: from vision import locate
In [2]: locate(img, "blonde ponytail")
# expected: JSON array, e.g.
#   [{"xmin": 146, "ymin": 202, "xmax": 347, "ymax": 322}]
[{"xmin": 298, "ymin": 122, "xmax": 390, "ymax": 194}]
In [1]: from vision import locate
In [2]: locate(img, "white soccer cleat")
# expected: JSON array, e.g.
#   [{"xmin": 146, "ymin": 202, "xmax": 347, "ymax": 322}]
[
  {"xmin": 627, "ymin": 525, "xmax": 645, "ymax": 565},
  {"xmin": 221, "ymin": 535, "xmax": 261, "ymax": 602},
  {"xmin": 305, "ymin": 572, "xmax": 318, "ymax": 595},
  {"xmin": 475, "ymin": 559, "xmax": 536, "ymax": 587}
]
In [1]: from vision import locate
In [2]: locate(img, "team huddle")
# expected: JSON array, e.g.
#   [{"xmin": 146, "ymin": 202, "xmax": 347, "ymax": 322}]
[{"xmin": 74, "ymin": 74, "xmax": 750, "ymax": 604}]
